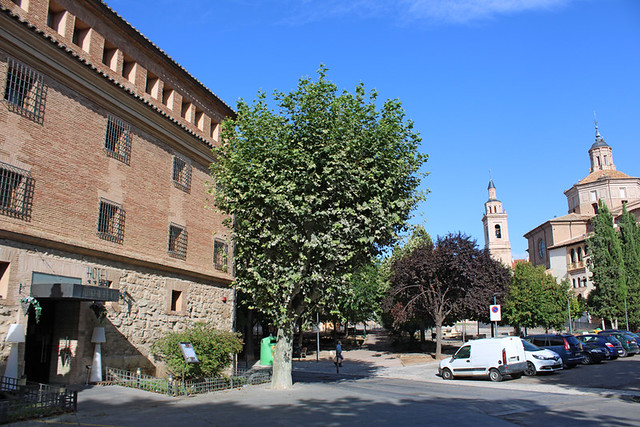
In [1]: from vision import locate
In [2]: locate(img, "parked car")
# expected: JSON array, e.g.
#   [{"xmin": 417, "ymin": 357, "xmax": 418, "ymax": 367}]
[
  {"xmin": 576, "ymin": 334, "xmax": 623, "ymax": 360},
  {"xmin": 599, "ymin": 331, "xmax": 640, "ymax": 357},
  {"xmin": 573, "ymin": 336, "xmax": 607, "ymax": 364},
  {"xmin": 599, "ymin": 329, "xmax": 640, "ymax": 347},
  {"xmin": 524, "ymin": 334, "xmax": 584, "ymax": 368},
  {"xmin": 439, "ymin": 337, "xmax": 527, "ymax": 382},
  {"xmin": 521, "ymin": 339, "xmax": 563, "ymax": 376}
]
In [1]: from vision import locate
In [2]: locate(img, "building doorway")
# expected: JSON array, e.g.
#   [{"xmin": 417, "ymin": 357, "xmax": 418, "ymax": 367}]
[{"xmin": 24, "ymin": 299, "xmax": 55, "ymax": 383}]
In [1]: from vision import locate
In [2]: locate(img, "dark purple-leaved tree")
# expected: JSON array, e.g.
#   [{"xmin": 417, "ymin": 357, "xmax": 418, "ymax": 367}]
[{"xmin": 390, "ymin": 232, "xmax": 510, "ymax": 359}]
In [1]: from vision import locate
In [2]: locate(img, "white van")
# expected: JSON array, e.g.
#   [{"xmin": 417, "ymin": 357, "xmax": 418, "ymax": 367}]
[{"xmin": 438, "ymin": 337, "xmax": 527, "ymax": 382}]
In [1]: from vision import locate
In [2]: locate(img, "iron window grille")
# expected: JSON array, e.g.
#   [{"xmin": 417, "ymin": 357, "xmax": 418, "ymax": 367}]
[
  {"xmin": 213, "ymin": 239, "xmax": 228, "ymax": 271},
  {"xmin": 172, "ymin": 155, "xmax": 192, "ymax": 192},
  {"xmin": 0, "ymin": 161, "xmax": 34, "ymax": 221},
  {"xmin": 97, "ymin": 199, "xmax": 125, "ymax": 244},
  {"xmin": 3, "ymin": 58, "xmax": 46, "ymax": 124},
  {"xmin": 104, "ymin": 115, "xmax": 131, "ymax": 164},
  {"xmin": 168, "ymin": 223, "xmax": 188, "ymax": 260}
]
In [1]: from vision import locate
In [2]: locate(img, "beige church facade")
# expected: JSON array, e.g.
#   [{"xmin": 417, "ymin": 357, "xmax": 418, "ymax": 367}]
[{"xmin": 525, "ymin": 124, "xmax": 640, "ymax": 299}]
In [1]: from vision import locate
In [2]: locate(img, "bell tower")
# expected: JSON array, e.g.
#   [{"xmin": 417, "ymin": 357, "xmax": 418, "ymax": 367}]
[{"xmin": 482, "ymin": 179, "xmax": 512, "ymax": 266}]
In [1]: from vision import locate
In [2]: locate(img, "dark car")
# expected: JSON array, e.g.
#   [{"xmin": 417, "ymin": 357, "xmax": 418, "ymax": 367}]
[
  {"xmin": 599, "ymin": 329, "xmax": 640, "ymax": 347},
  {"xmin": 575, "ymin": 334, "xmax": 620, "ymax": 361},
  {"xmin": 599, "ymin": 332, "xmax": 640, "ymax": 357},
  {"xmin": 524, "ymin": 334, "xmax": 584, "ymax": 368}
]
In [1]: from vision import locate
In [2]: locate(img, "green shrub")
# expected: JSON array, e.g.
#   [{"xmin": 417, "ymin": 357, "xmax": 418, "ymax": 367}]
[{"xmin": 151, "ymin": 323, "xmax": 243, "ymax": 380}]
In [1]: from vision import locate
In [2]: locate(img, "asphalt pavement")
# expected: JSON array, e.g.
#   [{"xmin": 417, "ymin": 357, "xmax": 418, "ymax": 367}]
[{"xmin": 8, "ymin": 331, "xmax": 640, "ymax": 426}]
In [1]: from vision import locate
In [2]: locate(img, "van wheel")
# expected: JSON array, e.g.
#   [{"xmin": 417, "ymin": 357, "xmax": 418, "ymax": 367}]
[
  {"xmin": 489, "ymin": 368, "xmax": 502, "ymax": 382},
  {"xmin": 442, "ymin": 368, "xmax": 453, "ymax": 380},
  {"xmin": 524, "ymin": 362, "xmax": 536, "ymax": 376}
]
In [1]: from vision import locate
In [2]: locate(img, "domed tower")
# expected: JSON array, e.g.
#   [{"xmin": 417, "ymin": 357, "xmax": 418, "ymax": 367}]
[
  {"xmin": 482, "ymin": 179, "xmax": 512, "ymax": 266},
  {"xmin": 589, "ymin": 121, "xmax": 615, "ymax": 173}
]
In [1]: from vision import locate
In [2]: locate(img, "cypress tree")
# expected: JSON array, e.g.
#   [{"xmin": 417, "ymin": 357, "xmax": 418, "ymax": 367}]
[
  {"xmin": 618, "ymin": 203, "xmax": 640, "ymax": 329},
  {"xmin": 587, "ymin": 200, "xmax": 626, "ymax": 329}
]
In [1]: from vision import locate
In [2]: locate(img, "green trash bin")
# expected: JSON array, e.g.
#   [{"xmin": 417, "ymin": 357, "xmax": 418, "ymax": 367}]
[{"xmin": 260, "ymin": 335, "xmax": 277, "ymax": 366}]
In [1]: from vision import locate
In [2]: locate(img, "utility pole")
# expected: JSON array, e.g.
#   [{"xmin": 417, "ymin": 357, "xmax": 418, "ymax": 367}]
[{"xmin": 567, "ymin": 296, "xmax": 573, "ymax": 335}]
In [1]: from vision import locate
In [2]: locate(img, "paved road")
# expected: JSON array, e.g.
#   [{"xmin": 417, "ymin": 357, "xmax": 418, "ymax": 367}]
[{"xmin": 8, "ymin": 332, "xmax": 640, "ymax": 426}]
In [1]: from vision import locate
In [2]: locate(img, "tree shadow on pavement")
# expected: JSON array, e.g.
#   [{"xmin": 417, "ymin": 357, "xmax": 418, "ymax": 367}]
[{"xmin": 26, "ymin": 383, "xmax": 640, "ymax": 427}]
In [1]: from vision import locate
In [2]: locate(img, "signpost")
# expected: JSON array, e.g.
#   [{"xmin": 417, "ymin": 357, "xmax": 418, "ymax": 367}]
[
  {"xmin": 490, "ymin": 304, "xmax": 501, "ymax": 337},
  {"xmin": 178, "ymin": 342, "xmax": 199, "ymax": 395}
]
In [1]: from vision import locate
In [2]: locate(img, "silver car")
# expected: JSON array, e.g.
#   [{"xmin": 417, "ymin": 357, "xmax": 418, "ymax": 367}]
[{"xmin": 522, "ymin": 339, "xmax": 563, "ymax": 376}]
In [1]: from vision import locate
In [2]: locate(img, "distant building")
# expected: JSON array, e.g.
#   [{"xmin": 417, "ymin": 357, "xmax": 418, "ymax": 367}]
[
  {"xmin": 0, "ymin": 0, "xmax": 235, "ymax": 384},
  {"xmin": 482, "ymin": 179, "xmax": 512, "ymax": 267},
  {"xmin": 524, "ymin": 123, "xmax": 640, "ymax": 299}
]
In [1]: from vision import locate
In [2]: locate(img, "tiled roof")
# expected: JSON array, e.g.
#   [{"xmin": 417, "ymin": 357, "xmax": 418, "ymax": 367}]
[{"xmin": 578, "ymin": 169, "xmax": 635, "ymax": 185}]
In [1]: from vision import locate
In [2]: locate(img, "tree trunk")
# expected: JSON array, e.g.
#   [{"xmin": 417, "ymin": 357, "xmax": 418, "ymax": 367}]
[
  {"xmin": 271, "ymin": 324, "xmax": 294, "ymax": 389},
  {"xmin": 435, "ymin": 321, "xmax": 443, "ymax": 359},
  {"xmin": 244, "ymin": 310, "xmax": 255, "ymax": 359},
  {"xmin": 297, "ymin": 320, "xmax": 304, "ymax": 351}
]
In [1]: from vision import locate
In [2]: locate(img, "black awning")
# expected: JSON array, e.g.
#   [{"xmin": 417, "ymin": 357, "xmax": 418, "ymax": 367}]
[{"xmin": 31, "ymin": 283, "xmax": 120, "ymax": 302}]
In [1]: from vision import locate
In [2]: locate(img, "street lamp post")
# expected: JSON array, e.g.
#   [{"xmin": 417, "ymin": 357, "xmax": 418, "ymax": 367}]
[{"xmin": 567, "ymin": 296, "xmax": 572, "ymax": 335}]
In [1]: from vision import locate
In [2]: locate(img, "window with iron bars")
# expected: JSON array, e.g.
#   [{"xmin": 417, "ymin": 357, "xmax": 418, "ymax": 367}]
[
  {"xmin": 0, "ymin": 161, "xmax": 34, "ymax": 221},
  {"xmin": 172, "ymin": 155, "xmax": 191, "ymax": 192},
  {"xmin": 213, "ymin": 239, "xmax": 228, "ymax": 271},
  {"xmin": 168, "ymin": 223, "xmax": 188, "ymax": 260},
  {"xmin": 104, "ymin": 115, "xmax": 131, "ymax": 164},
  {"xmin": 3, "ymin": 58, "xmax": 46, "ymax": 123},
  {"xmin": 97, "ymin": 199, "xmax": 125, "ymax": 243}
]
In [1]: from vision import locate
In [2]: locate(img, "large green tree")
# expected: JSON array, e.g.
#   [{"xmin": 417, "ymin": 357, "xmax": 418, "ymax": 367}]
[
  {"xmin": 617, "ymin": 203, "xmax": 640, "ymax": 329},
  {"xmin": 210, "ymin": 67, "xmax": 426, "ymax": 388},
  {"xmin": 587, "ymin": 200, "xmax": 627, "ymax": 328},
  {"xmin": 504, "ymin": 262, "xmax": 576, "ymax": 333}
]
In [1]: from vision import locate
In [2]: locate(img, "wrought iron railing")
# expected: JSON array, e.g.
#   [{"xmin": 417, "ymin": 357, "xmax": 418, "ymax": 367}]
[
  {"xmin": 105, "ymin": 366, "xmax": 272, "ymax": 396},
  {"xmin": 0, "ymin": 376, "xmax": 77, "ymax": 424}
]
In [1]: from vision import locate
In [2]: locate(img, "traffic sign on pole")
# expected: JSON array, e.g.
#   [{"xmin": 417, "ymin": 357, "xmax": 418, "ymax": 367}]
[{"xmin": 489, "ymin": 304, "xmax": 501, "ymax": 322}]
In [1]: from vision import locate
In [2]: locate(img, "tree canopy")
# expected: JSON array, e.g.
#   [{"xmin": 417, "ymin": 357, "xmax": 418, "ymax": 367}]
[
  {"xmin": 209, "ymin": 67, "xmax": 426, "ymax": 388},
  {"xmin": 389, "ymin": 233, "xmax": 509, "ymax": 358},
  {"xmin": 503, "ymin": 262, "xmax": 575, "ymax": 332}
]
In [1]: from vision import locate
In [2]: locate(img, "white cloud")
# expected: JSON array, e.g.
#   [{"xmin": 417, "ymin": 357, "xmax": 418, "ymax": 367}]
[
  {"xmin": 398, "ymin": 0, "xmax": 573, "ymax": 24},
  {"xmin": 275, "ymin": 0, "xmax": 574, "ymax": 26}
]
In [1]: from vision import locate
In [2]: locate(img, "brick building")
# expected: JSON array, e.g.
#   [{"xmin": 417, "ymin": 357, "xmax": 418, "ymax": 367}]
[{"xmin": 0, "ymin": 0, "xmax": 235, "ymax": 384}]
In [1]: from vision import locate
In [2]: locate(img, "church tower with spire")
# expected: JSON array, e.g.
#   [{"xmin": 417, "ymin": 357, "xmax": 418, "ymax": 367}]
[{"xmin": 482, "ymin": 179, "xmax": 512, "ymax": 266}]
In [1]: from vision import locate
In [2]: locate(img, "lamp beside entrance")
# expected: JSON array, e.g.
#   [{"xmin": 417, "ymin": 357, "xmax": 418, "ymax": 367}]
[
  {"xmin": 4, "ymin": 323, "xmax": 25, "ymax": 381},
  {"xmin": 90, "ymin": 327, "xmax": 106, "ymax": 383}
]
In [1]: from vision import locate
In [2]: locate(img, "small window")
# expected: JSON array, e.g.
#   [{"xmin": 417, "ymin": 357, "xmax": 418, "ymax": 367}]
[
  {"xmin": 102, "ymin": 40, "xmax": 118, "ymax": 71},
  {"xmin": 210, "ymin": 120, "xmax": 219, "ymax": 140},
  {"xmin": 97, "ymin": 199, "xmax": 125, "ymax": 243},
  {"xmin": 172, "ymin": 155, "xmax": 191, "ymax": 192},
  {"xmin": 181, "ymin": 100, "xmax": 192, "ymax": 122},
  {"xmin": 0, "ymin": 161, "xmax": 34, "ymax": 221},
  {"xmin": 104, "ymin": 115, "xmax": 131, "ymax": 164},
  {"xmin": 572, "ymin": 278, "xmax": 576, "ymax": 288},
  {"xmin": 3, "ymin": 58, "xmax": 45, "ymax": 123},
  {"xmin": 72, "ymin": 18, "xmax": 91, "ymax": 52},
  {"xmin": 620, "ymin": 188, "xmax": 627, "ymax": 199},
  {"xmin": 170, "ymin": 290, "xmax": 183, "ymax": 312},
  {"xmin": 122, "ymin": 55, "xmax": 136, "ymax": 83},
  {"xmin": 590, "ymin": 191, "xmax": 597, "ymax": 202},
  {"xmin": 582, "ymin": 278, "xmax": 587, "ymax": 287},
  {"xmin": 145, "ymin": 72, "xmax": 160, "ymax": 99},
  {"xmin": 168, "ymin": 223, "xmax": 187, "ymax": 260},
  {"xmin": 592, "ymin": 203, "xmax": 598, "ymax": 214},
  {"xmin": 162, "ymin": 85, "xmax": 174, "ymax": 109},
  {"xmin": 10, "ymin": 0, "xmax": 28, "ymax": 11},
  {"xmin": 577, "ymin": 247, "xmax": 583, "ymax": 261},
  {"xmin": 570, "ymin": 249, "xmax": 575, "ymax": 263},
  {"xmin": 0, "ymin": 262, "xmax": 10, "ymax": 299},
  {"xmin": 494, "ymin": 224, "xmax": 501, "ymax": 239},
  {"xmin": 214, "ymin": 239, "xmax": 228, "ymax": 271},
  {"xmin": 47, "ymin": 1, "xmax": 66, "ymax": 35}
]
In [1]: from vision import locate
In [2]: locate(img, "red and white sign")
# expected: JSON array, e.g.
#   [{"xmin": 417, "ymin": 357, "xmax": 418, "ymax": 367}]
[{"xmin": 490, "ymin": 304, "xmax": 501, "ymax": 322}]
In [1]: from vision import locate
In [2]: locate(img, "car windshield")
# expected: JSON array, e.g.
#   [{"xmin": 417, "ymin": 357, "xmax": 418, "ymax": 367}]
[{"xmin": 522, "ymin": 340, "xmax": 541, "ymax": 352}]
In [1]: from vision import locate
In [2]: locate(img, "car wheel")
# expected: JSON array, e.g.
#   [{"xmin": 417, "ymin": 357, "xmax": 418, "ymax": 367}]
[
  {"xmin": 621, "ymin": 349, "xmax": 628, "ymax": 357},
  {"xmin": 442, "ymin": 368, "xmax": 453, "ymax": 380},
  {"xmin": 489, "ymin": 368, "xmax": 503, "ymax": 382},
  {"xmin": 582, "ymin": 353, "xmax": 593, "ymax": 365},
  {"xmin": 524, "ymin": 362, "xmax": 537, "ymax": 376}
]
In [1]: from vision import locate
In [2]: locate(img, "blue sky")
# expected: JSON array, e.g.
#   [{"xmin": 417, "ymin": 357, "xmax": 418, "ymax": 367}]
[{"xmin": 105, "ymin": 0, "xmax": 640, "ymax": 259}]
